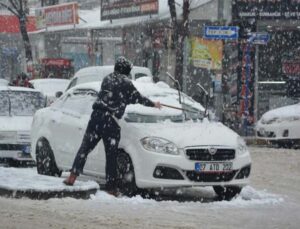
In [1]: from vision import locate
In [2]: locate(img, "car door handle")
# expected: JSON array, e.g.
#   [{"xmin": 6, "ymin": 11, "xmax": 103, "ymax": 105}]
[{"xmin": 51, "ymin": 119, "xmax": 56, "ymax": 123}]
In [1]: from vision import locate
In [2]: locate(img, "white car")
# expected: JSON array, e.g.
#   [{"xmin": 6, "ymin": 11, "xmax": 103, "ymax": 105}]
[
  {"xmin": 256, "ymin": 102, "xmax": 300, "ymax": 148},
  {"xmin": 29, "ymin": 79, "xmax": 70, "ymax": 106},
  {"xmin": 31, "ymin": 81, "xmax": 251, "ymax": 200},
  {"xmin": 0, "ymin": 79, "xmax": 9, "ymax": 86},
  {"xmin": 0, "ymin": 86, "xmax": 45, "ymax": 166},
  {"xmin": 65, "ymin": 65, "xmax": 153, "ymax": 90}
]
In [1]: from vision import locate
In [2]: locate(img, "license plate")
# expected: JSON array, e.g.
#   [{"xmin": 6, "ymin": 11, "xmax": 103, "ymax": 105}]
[{"xmin": 195, "ymin": 162, "xmax": 233, "ymax": 172}]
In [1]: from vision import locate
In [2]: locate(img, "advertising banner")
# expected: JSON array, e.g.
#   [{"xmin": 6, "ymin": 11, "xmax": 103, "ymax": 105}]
[
  {"xmin": 232, "ymin": 0, "xmax": 300, "ymax": 20},
  {"xmin": 189, "ymin": 37, "xmax": 223, "ymax": 70},
  {"xmin": 35, "ymin": 2, "xmax": 79, "ymax": 29},
  {"xmin": 0, "ymin": 15, "xmax": 36, "ymax": 33},
  {"xmin": 101, "ymin": 0, "xmax": 159, "ymax": 20}
]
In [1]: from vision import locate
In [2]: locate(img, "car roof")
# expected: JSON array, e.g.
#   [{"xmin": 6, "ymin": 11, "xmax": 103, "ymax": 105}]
[{"xmin": 74, "ymin": 65, "xmax": 152, "ymax": 78}]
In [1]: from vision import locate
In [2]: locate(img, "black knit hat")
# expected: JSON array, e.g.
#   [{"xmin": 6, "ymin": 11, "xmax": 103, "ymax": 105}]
[{"xmin": 114, "ymin": 56, "xmax": 133, "ymax": 75}]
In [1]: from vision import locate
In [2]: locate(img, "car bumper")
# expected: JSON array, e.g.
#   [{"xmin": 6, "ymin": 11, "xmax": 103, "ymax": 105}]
[
  {"xmin": 0, "ymin": 144, "xmax": 33, "ymax": 162},
  {"xmin": 131, "ymin": 146, "xmax": 251, "ymax": 189},
  {"xmin": 256, "ymin": 121, "xmax": 300, "ymax": 141}
]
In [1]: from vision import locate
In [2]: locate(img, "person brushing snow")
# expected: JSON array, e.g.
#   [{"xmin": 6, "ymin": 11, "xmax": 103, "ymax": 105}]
[{"xmin": 63, "ymin": 56, "xmax": 162, "ymax": 196}]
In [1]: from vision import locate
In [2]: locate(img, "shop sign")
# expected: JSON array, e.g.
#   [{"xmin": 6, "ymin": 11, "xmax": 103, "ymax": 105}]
[
  {"xmin": 282, "ymin": 61, "xmax": 300, "ymax": 75},
  {"xmin": 101, "ymin": 0, "xmax": 159, "ymax": 20},
  {"xmin": 189, "ymin": 37, "xmax": 223, "ymax": 70},
  {"xmin": 41, "ymin": 58, "xmax": 72, "ymax": 67},
  {"xmin": 35, "ymin": 2, "xmax": 79, "ymax": 29},
  {"xmin": 232, "ymin": 0, "xmax": 300, "ymax": 20},
  {"xmin": 0, "ymin": 15, "xmax": 36, "ymax": 33}
]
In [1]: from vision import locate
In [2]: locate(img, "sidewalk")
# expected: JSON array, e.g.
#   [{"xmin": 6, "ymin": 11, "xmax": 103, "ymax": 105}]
[{"xmin": 0, "ymin": 167, "xmax": 99, "ymax": 200}]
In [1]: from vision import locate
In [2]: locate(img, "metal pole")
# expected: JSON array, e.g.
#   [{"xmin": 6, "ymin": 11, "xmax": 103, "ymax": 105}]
[
  {"xmin": 244, "ymin": 42, "xmax": 251, "ymax": 136},
  {"xmin": 254, "ymin": 45, "xmax": 259, "ymax": 124}
]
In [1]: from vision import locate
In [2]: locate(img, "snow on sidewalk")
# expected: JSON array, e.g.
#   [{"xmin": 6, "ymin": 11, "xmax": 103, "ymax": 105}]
[{"xmin": 0, "ymin": 167, "xmax": 99, "ymax": 199}]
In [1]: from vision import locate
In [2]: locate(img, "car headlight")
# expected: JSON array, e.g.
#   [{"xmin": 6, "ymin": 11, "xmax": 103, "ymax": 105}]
[
  {"xmin": 140, "ymin": 137, "xmax": 179, "ymax": 155},
  {"xmin": 237, "ymin": 137, "xmax": 248, "ymax": 156}
]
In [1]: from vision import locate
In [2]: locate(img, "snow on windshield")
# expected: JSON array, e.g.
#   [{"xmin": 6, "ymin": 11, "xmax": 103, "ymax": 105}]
[
  {"xmin": 0, "ymin": 91, "xmax": 45, "ymax": 116},
  {"xmin": 124, "ymin": 81, "xmax": 205, "ymax": 123}
]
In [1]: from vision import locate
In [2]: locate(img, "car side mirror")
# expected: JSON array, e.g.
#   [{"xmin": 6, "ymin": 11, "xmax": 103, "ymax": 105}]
[{"xmin": 55, "ymin": 91, "xmax": 63, "ymax": 98}]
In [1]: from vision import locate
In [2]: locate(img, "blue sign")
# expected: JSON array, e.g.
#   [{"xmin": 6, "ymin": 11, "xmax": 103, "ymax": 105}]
[
  {"xmin": 204, "ymin": 26, "xmax": 239, "ymax": 40},
  {"xmin": 249, "ymin": 33, "xmax": 270, "ymax": 45}
]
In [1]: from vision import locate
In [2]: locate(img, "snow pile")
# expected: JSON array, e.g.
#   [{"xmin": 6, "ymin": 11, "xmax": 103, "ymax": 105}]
[
  {"xmin": 85, "ymin": 185, "xmax": 283, "ymax": 209},
  {"xmin": 0, "ymin": 167, "xmax": 99, "ymax": 192}
]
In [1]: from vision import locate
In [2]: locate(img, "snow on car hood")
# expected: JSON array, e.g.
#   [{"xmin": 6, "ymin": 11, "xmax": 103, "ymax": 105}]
[
  {"xmin": 121, "ymin": 120, "xmax": 239, "ymax": 148},
  {"xmin": 0, "ymin": 116, "xmax": 33, "ymax": 131},
  {"xmin": 260, "ymin": 103, "xmax": 300, "ymax": 122}
]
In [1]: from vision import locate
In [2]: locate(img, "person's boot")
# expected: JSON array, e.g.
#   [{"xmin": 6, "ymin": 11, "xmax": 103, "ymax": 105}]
[
  {"xmin": 106, "ymin": 190, "xmax": 121, "ymax": 197},
  {"xmin": 63, "ymin": 172, "xmax": 77, "ymax": 186}
]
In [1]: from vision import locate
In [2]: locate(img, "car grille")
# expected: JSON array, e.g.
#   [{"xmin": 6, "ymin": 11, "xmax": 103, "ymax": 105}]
[
  {"xmin": 185, "ymin": 148, "xmax": 235, "ymax": 161},
  {"xmin": 185, "ymin": 170, "xmax": 237, "ymax": 182}
]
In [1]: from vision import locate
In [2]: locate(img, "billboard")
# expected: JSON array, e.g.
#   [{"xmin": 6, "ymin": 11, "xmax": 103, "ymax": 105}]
[
  {"xmin": 189, "ymin": 37, "xmax": 223, "ymax": 70},
  {"xmin": 101, "ymin": 0, "xmax": 159, "ymax": 20},
  {"xmin": 35, "ymin": 2, "xmax": 79, "ymax": 29},
  {"xmin": 232, "ymin": 0, "xmax": 300, "ymax": 20}
]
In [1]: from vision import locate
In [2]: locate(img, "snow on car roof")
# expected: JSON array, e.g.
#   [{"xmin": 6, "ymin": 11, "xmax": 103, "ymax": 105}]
[{"xmin": 262, "ymin": 103, "xmax": 300, "ymax": 120}]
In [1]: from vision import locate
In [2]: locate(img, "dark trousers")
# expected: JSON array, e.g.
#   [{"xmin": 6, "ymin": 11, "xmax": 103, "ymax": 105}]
[{"xmin": 71, "ymin": 110, "xmax": 121, "ymax": 191}]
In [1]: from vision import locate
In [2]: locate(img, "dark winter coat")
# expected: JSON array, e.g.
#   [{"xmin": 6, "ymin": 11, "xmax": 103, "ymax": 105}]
[{"xmin": 92, "ymin": 71, "xmax": 155, "ymax": 119}]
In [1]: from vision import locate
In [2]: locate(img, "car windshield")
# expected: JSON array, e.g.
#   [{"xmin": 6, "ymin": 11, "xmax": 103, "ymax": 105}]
[
  {"xmin": 125, "ymin": 98, "xmax": 204, "ymax": 123},
  {"xmin": 0, "ymin": 90, "xmax": 45, "ymax": 116}
]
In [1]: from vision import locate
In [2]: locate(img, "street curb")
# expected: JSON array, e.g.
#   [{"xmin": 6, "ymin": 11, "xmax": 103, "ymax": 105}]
[{"xmin": 0, "ymin": 187, "xmax": 98, "ymax": 200}]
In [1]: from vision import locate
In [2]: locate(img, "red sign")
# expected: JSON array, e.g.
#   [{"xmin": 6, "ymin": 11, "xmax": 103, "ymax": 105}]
[
  {"xmin": 41, "ymin": 58, "xmax": 72, "ymax": 67},
  {"xmin": 35, "ymin": 3, "xmax": 79, "ymax": 28},
  {"xmin": 282, "ymin": 61, "xmax": 300, "ymax": 75},
  {"xmin": 0, "ymin": 15, "xmax": 36, "ymax": 33},
  {"xmin": 101, "ymin": 0, "xmax": 158, "ymax": 20}
]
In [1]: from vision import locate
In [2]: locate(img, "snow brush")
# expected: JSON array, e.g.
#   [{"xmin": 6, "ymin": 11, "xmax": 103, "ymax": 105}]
[{"xmin": 160, "ymin": 103, "xmax": 199, "ymax": 114}]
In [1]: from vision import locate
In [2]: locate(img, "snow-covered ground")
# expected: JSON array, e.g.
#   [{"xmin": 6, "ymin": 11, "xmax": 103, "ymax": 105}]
[{"xmin": 0, "ymin": 146, "xmax": 299, "ymax": 229}]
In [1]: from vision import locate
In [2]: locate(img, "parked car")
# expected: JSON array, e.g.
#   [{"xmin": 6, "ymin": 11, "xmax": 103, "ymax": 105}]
[
  {"xmin": 256, "ymin": 102, "xmax": 300, "ymax": 148},
  {"xmin": 31, "ymin": 80, "xmax": 251, "ymax": 200},
  {"xmin": 0, "ymin": 79, "xmax": 9, "ymax": 86},
  {"xmin": 65, "ymin": 65, "xmax": 153, "ymax": 90},
  {"xmin": 0, "ymin": 86, "xmax": 45, "ymax": 166},
  {"xmin": 29, "ymin": 79, "xmax": 70, "ymax": 106}
]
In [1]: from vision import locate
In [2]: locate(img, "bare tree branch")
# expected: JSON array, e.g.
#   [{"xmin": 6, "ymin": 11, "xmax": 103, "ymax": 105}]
[
  {"xmin": 9, "ymin": 0, "xmax": 20, "ymax": 13},
  {"xmin": 0, "ymin": 2, "xmax": 19, "ymax": 16},
  {"xmin": 182, "ymin": 0, "xmax": 190, "ymax": 34}
]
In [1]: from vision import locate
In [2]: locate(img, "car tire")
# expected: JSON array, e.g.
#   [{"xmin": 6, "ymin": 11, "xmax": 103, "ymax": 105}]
[
  {"xmin": 116, "ymin": 150, "xmax": 138, "ymax": 197},
  {"xmin": 213, "ymin": 185, "xmax": 242, "ymax": 201},
  {"xmin": 36, "ymin": 138, "xmax": 62, "ymax": 177}
]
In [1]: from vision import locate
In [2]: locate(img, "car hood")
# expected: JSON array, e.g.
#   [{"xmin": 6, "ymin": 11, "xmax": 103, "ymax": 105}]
[
  {"xmin": 121, "ymin": 120, "xmax": 239, "ymax": 148},
  {"xmin": 0, "ymin": 116, "xmax": 33, "ymax": 131},
  {"xmin": 259, "ymin": 103, "xmax": 300, "ymax": 123}
]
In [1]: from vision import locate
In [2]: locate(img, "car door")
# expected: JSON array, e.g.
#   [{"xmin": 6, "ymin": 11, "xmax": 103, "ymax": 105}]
[{"xmin": 55, "ymin": 89, "xmax": 106, "ymax": 177}]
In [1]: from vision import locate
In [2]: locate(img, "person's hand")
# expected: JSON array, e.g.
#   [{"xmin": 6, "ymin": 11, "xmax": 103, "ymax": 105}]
[{"xmin": 154, "ymin": 101, "xmax": 162, "ymax": 109}]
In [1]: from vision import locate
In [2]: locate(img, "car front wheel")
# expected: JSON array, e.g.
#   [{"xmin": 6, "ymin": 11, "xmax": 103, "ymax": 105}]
[
  {"xmin": 213, "ymin": 186, "xmax": 242, "ymax": 201},
  {"xmin": 117, "ymin": 150, "xmax": 138, "ymax": 197},
  {"xmin": 36, "ymin": 138, "xmax": 62, "ymax": 177}
]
